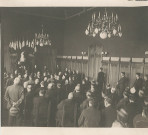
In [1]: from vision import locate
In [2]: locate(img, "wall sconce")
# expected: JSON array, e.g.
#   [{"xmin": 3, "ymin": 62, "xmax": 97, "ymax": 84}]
[
  {"xmin": 101, "ymin": 51, "xmax": 108, "ymax": 56},
  {"xmin": 81, "ymin": 51, "xmax": 87, "ymax": 56}
]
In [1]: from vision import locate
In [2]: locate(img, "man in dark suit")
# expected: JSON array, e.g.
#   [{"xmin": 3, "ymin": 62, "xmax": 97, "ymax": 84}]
[
  {"xmin": 56, "ymin": 92, "xmax": 75, "ymax": 127},
  {"xmin": 116, "ymin": 72, "xmax": 128, "ymax": 101},
  {"xmin": 32, "ymin": 90, "xmax": 48, "ymax": 127},
  {"xmin": 5, "ymin": 77, "xmax": 24, "ymax": 126},
  {"xmin": 75, "ymin": 70, "xmax": 81, "ymax": 84},
  {"xmin": 33, "ymin": 78, "xmax": 40, "ymax": 97},
  {"xmin": 78, "ymin": 99, "xmax": 101, "ymax": 127},
  {"xmin": 101, "ymin": 98, "xmax": 117, "ymax": 127},
  {"xmin": 45, "ymin": 83, "xmax": 57, "ymax": 127},
  {"xmin": 97, "ymin": 67, "xmax": 105, "ymax": 92},
  {"xmin": 56, "ymin": 83, "xmax": 65, "ymax": 104},
  {"xmin": 24, "ymin": 84, "xmax": 34, "ymax": 126},
  {"xmin": 73, "ymin": 85, "xmax": 84, "ymax": 105},
  {"xmin": 133, "ymin": 73, "xmax": 143, "ymax": 95}
]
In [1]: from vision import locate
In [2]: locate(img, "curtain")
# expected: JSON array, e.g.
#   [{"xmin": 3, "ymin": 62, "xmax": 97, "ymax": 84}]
[
  {"xmin": 109, "ymin": 62, "xmax": 120, "ymax": 87},
  {"xmin": 88, "ymin": 44, "xmax": 103, "ymax": 81},
  {"xmin": 102, "ymin": 61, "xmax": 110, "ymax": 84},
  {"xmin": 82, "ymin": 60, "xmax": 88, "ymax": 77},
  {"xmin": 144, "ymin": 63, "xmax": 148, "ymax": 75}
]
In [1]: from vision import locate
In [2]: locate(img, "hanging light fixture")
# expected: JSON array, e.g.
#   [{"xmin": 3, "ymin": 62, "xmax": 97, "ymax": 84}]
[
  {"xmin": 85, "ymin": 8, "xmax": 122, "ymax": 39},
  {"xmin": 9, "ymin": 25, "xmax": 52, "ymax": 55}
]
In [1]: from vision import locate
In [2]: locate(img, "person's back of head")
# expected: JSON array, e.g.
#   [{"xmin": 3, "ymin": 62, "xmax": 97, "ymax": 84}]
[
  {"xmin": 86, "ymin": 91, "xmax": 92, "ymax": 99},
  {"xmin": 14, "ymin": 77, "xmax": 21, "ymax": 85},
  {"xmin": 75, "ymin": 85, "xmax": 80, "ymax": 92},
  {"xmin": 39, "ymin": 89, "xmax": 45, "ymax": 97},
  {"xmin": 136, "ymin": 73, "xmax": 141, "ymax": 79},
  {"xmin": 104, "ymin": 97, "xmax": 112, "ymax": 107},
  {"xmin": 10, "ymin": 73, "xmax": 14, "ymax": 78},
  {"xmin": 47, "ymin": 82, "xmax": 55, "ymax": 90},
  {"xmin": 35, "ymin": 78, "xmax": 40, "ymax": 85},
  {"xmin": 121, "ymin": 72, "xmax": 125, "ymax": 77},
  {"xmin": 144, "ymin": 97, "xmax": 148, "ymax": 106},
  {"xmin": 18, "ymin": 73, "xmax": 22, "ymax": 79},
  {"xmin": 128, "ymin": 93, "xmax": 136, "ymax": 103},
  {"xmin": 40, "ymin": 81, "xmax": 44, "ymax": 87},
  {"xmin": 68, "ymin": 92, "xmax": 73, "ymax": 99},
  {"xmin": 29, "ymin": 74, "xmax": 34, "ymax": 80},
  {"xmin": 111, "ymin": 87, "xmax": 116, "ymax": 94},
  {"xmin": 57, "ymin": 83, "xmax": 61, "ymax": 89},
  {"xmin": 27, "ymin": 84, "xmax": 32, "ymax": 92},
  {"xmin": 100, "ymin": 67, "xmax": 103, "ymax": 72},
  {"xmin": 88, "ymin": 98, "xmax": 95, "ymax": 107}
]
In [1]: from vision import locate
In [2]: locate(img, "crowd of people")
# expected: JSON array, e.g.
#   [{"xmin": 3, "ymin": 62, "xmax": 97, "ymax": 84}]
[{"xmin": 3, "ymin": 65, "xmax": 148, "ymax": 127}]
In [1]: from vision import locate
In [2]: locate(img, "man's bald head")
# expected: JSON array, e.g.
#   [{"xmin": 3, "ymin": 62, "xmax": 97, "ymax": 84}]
[
  {"xmin": 14, "ymin": 77, "xmax": 21, "ymax": 85},
  {"xmin": 68, "ymin": 92, "xmax": 73, "ymax": 99},
  {"xmin": 75, "ymin": 85, "xmax": 80, "ymax": 92}
]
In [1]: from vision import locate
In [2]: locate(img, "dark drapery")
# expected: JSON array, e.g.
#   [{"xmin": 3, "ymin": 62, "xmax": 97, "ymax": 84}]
[
  {"xmin": 88, "ymin": 43, "xmax": 103, "ymax": 80},
  {"xmin": 35, "ymin": 46, "xmax": 57, "ymax": 73}
]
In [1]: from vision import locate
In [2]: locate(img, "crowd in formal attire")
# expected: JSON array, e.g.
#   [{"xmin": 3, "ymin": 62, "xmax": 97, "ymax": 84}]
[{"xmin": 3, "ymin": 65, "xmax": 148, "ymax": 127}]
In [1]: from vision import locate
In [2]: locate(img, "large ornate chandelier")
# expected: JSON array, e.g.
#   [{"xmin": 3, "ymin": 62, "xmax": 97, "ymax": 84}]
[
  {"xmin": 34, "ymin": 25, "xmax": 52, "ymax": 52},
  {"xmin": 9, "ymin": 25, "xmax": 52, "ymax": 55},
  {"xmin": 85, "ymin": 8, "xmax": 122, "ymax": 39}
]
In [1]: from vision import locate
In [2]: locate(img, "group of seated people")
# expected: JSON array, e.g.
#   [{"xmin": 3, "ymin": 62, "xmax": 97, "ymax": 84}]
[{"xmin": 3, "ymin": 66, "xmax": 148, "ymax": 127}]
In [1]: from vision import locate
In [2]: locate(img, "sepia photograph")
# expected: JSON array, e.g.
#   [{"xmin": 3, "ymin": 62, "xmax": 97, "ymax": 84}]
[{"xmin": 1, "ymin": 0, "xmax": 148, "ymax": 135}]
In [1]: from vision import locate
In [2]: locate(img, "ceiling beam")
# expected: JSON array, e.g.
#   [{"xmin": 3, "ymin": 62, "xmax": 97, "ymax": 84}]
[
  {"xmin": 65, "ymin": 7, "xmax": 96, "ymax": 20},
  {"xmin": 11, "ymin": 9, "xmax": 65, "ymax": 20},
  {"xmin": 9, "ymin": 7, "xmax": 96, "ymax": 21}
]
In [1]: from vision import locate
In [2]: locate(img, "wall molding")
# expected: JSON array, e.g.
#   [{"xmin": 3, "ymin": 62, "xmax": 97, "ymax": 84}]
[{"xmin": 57, "ymin": 56, "xmax": 148, "ymax": 63}]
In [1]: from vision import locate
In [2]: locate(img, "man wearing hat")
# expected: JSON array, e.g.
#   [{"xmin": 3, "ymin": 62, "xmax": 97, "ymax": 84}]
[{"xmin": 116, "ymin": 72, "xmax": 128, "ymax": 101}]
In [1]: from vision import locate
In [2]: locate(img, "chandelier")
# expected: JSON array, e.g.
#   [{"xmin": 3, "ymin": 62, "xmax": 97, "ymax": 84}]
[
  {"xmin": 9, "ymin": 25, "xmax": 52, "ymax": 55},
  {"xmin": 85, "ymin": 8, "xmax": 122, "ymax": 39},
  {"xmin": 34, "ymin": 25, "xmax": 52, "ymax": 51}
]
